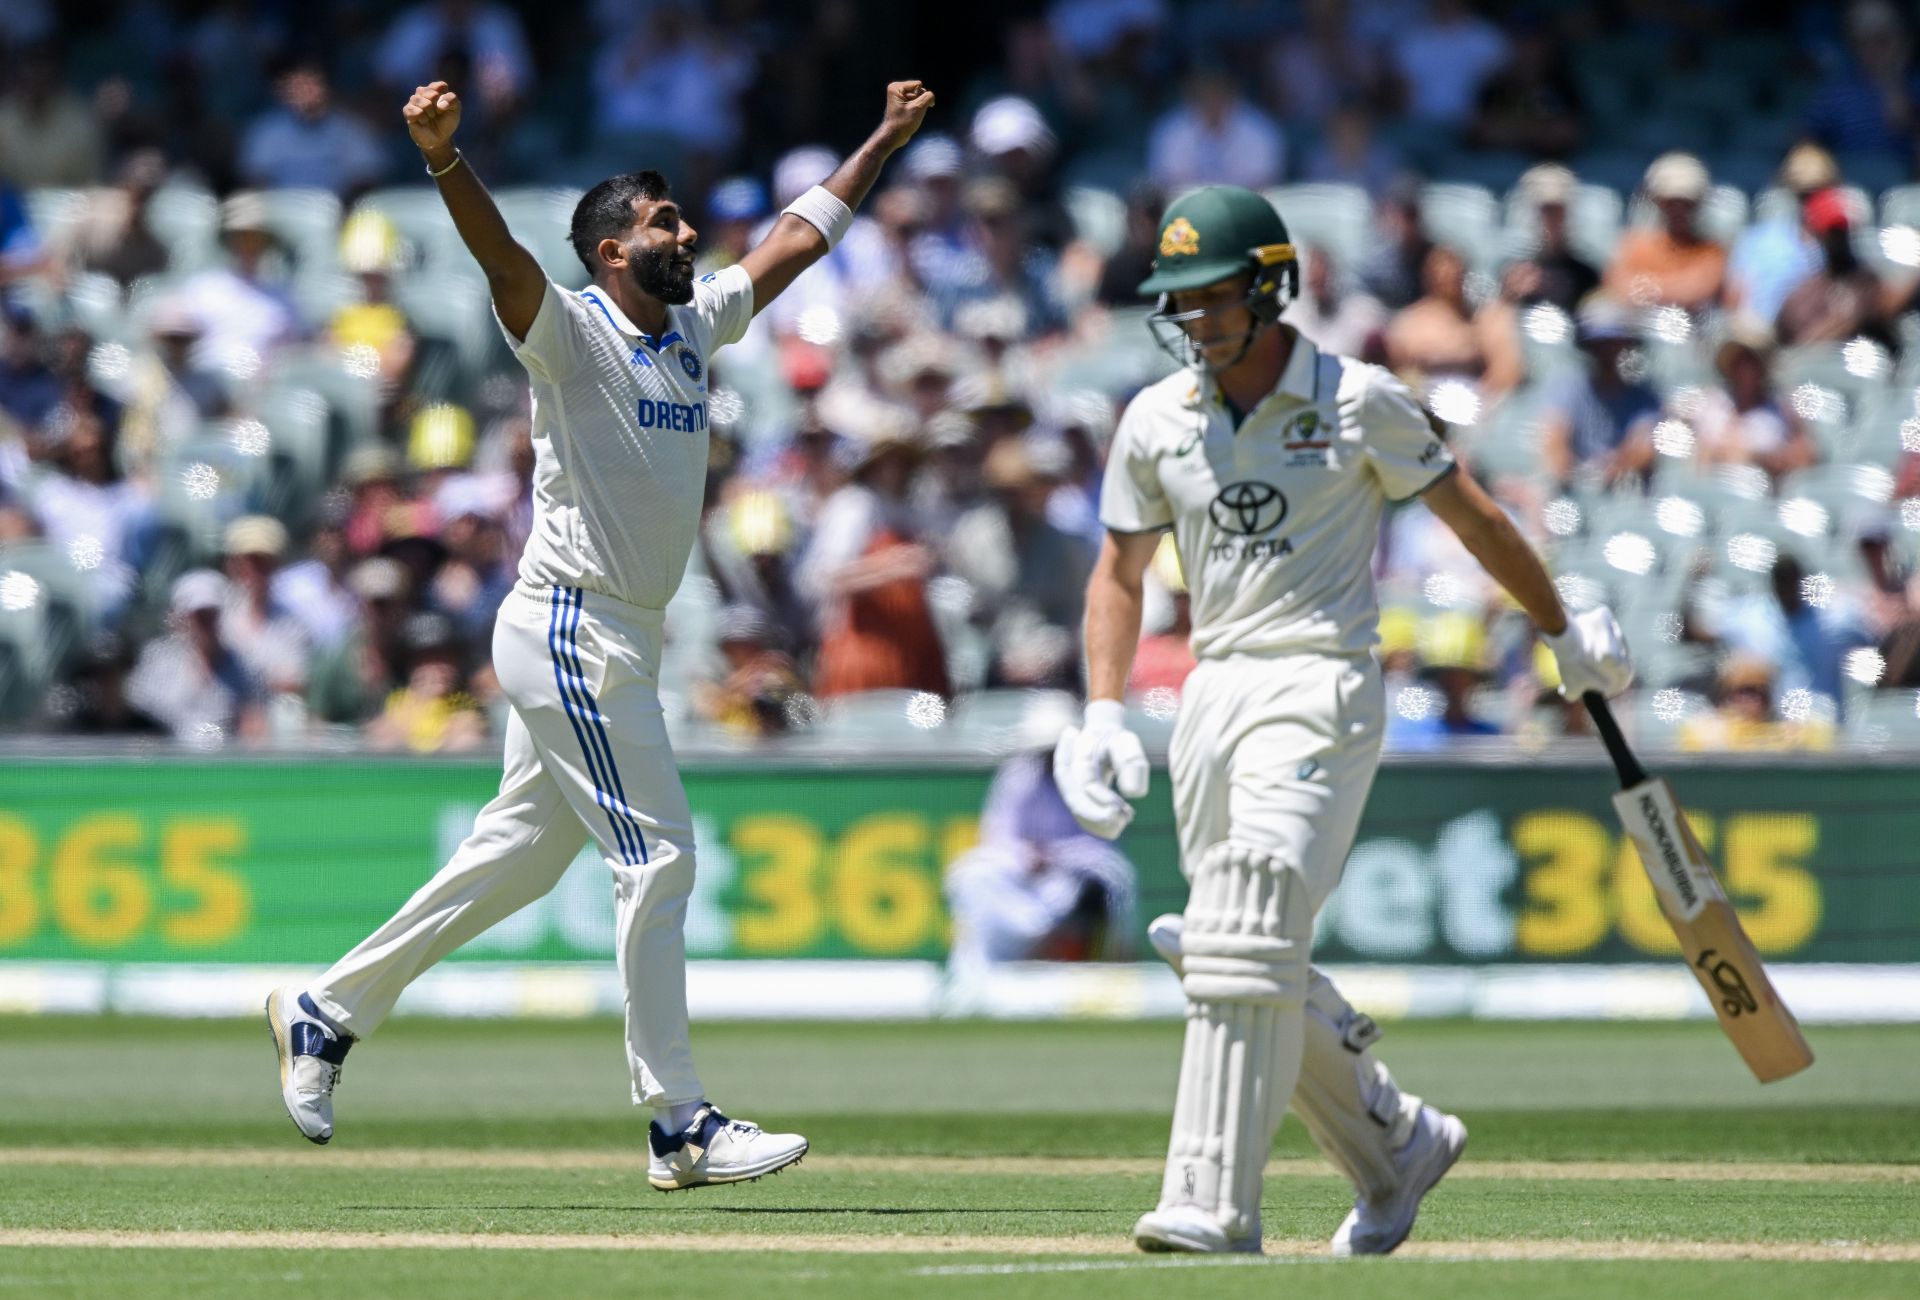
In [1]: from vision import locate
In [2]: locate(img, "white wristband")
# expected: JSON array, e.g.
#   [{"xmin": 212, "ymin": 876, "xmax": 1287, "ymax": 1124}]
[{"xmin": 781, "ymin": 184, "xmax": 854, "ymax": 249}]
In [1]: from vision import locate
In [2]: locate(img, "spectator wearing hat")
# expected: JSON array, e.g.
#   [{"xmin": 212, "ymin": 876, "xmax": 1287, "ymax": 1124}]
[
  {"xmin": 307, "ymin": 556, "xmax": 413, "ymax": 727},
  {"xmin": 330, "ymin": 210, "xmax": 418, "ymax": 402},
  {"xmin": 1728, "ymin": 144, "xmax": 1843, "ymax": 325},
  {"xmin": 699, "ymin": 176, "xmax": 769, "ymax": 274},
  {"xmin": 1500, "ymin": 163, "xmax": 1599, "ymax": 314},
  {"xmin": 799, "ymin": 404, "xmax": 950, "ymax": 699},
  {"xmin": 1805, "ymin": 0, "xmax": 1920, "ymax": 167},
  {"xmin": 117, "ymin": 300, "xmax": 231, "ymax": 480},
  {"xmin": 969, "ymin": 95, "xmax": 1072, "ymax": 251},
  {"xmin": 1539, "ymin": 299, "xmax": 1662, "ymax": 486},
  {"xmin": 926, "ymin": 177, "xmax": 1067, "ymax": 340},
  {"xmin": 341, "ymin": 444, "xmax": 408, "ymax": 559},
  {"xmin": 65, "ymin": 149, "xmax": 171, "ymax": 289},
  {"xmin": 1776, "ymin": 188, "xmax": 1904, "ymax": 349},
  {"xmin": 428, "ymin": 474, "xmax": 514, "ymax": 647},
  {"xmin": 365, "ymin": 611, "xmax": 486, "ymax": 753},
  {"xmin": 898, "ymin": 134, "xmax": 970, "ymax": 289},
  {"xmin": 945, "ymin": 434, "xmax": 1091, "ymax": 688},
  {"xmin": 694, "ymin": 603, "xmax": 807, "ymax": 739},
  {"xmin": 240, "ymin": 60, "xmax": 388, "ymax": 197},
  {"xmin": 53, "ymin": 632, "xmax": 166, "ymax": 736},
  {"xmin": 0, "ymin": 45, "xmax": 103, "ymax": 188},
  {"xmin": 1680, "ymin": 654, "xmax": 1835, "ymax": 753},
  {"xmin": 176, "ymin": 191, "xmax": 302, "ymax": 374},
  {"xmin": 221, "ymin": 514, "xmax": 312, "ymax": 702},
  {"xmin": 1604, "ymin": 153, "xmax": 1727, "ymax": 313},
  {"xmin": 701, "ymin": 487, "xmax": 814, "ymax": 660},
  {"xmin": 1693, "ymin": 325, "xmax": 1815, "ymax": 482},
  {"xmin": 1147, "ymin": 68, "xmax": 1285, "ymax": 193},
  {"xmin": 127, "ymin": 569, "xmax": 262, "ymax": 744},
  {"xmin": 1358, "ymin": 181, "xmax": 1432, "ymax": 312}
]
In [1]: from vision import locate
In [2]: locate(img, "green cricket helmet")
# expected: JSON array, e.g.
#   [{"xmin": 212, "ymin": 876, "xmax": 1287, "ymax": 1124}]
[{"xmin": 1139, "ymin": 186, "xmax": 1299, "ymax": 367}]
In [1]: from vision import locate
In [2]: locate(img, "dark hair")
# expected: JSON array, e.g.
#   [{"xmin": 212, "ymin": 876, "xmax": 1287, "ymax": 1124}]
[{"xmin": 570, "ymin": 171, "xmax": 672, "ymax": 274}]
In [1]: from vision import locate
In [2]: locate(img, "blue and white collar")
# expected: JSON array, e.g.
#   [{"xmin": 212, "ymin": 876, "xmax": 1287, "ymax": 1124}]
[{"xmin": 578, "ymin": 285, "xmax": 683, "ymax": 352}]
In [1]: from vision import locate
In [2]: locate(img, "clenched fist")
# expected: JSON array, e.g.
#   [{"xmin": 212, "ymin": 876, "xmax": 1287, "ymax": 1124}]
[
  {"xmin": 876, "ymin": 80, "xmax": 935, "ymax": 152},
  {"xmin": 404, "ymin": 81, "xmax": 462, "ymax": 154}
]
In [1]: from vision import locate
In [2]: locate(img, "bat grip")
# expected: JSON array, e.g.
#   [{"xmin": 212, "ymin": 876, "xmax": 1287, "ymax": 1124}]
[{"xmin": 1583, "ymin": 691, "xmax": 1648, "ymax": 788}]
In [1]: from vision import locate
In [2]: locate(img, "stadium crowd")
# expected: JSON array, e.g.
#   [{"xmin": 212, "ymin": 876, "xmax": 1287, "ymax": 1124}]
[{"xmin": 4, "ymin": 0, "xmax": 1920, "ymax": 753}]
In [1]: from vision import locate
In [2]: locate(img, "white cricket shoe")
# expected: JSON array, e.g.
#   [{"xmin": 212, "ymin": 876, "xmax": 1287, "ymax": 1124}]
[
  {"xmin": 647, "ymin": 1104, "xmax": 808, "ymax": 1191},
  {"xmin": 1147, "ymin": 912, "xmax": 1185, "ymax": 974},
  {"xmin": 265, "ymin": 987, "xmax": 352, "ymax": 1144},
  {"xmin": 1133, "ymin": 1205, "xmax": 1261, "ymax": 1255},
  {"xmin": 1330, "ymin": 1104, "xmax": 1467, "ymax": 1256}
]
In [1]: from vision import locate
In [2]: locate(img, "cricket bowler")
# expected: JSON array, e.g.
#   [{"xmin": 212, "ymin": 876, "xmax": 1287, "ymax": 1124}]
[
  {"xmin": 266, "ymin": 76, "xmax": 934, "ymax": 1190},
  {"xmin": 1052, "ymin": 186, "xmax": 1635, "ymax": 1254}
]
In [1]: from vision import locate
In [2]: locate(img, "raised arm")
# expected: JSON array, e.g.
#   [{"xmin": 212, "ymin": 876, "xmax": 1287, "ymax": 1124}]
[
  {"xmin": 737, "ymin": 80, "xmax": 935, "ymax": 313},
  {"xmin": 404, "ymin": 81, "xmax": 545, "ymax": 341}
]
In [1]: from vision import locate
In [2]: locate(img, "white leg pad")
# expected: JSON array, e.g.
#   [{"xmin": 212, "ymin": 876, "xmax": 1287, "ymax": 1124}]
[
  {"xmin": 1157, "ymin": 843, "xmax": 1311, "ymax": 1243},
  {"xmin": 1292, "ymin": 969, "xmax": 1422, "ymax": 1200}
]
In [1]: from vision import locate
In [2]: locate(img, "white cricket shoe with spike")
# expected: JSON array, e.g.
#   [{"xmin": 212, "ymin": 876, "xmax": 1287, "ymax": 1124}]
[
  {"xmin": 1133, "ymin": 1205, "xmax": 1262, "ymax": 1254},
  {"xmin": 1330, "ymin": 1103, "xmax": 1467, "ymax": 1256},
  {"xmin": 265, "ymin": 987, "xmax": 352, "ymax": 1144},
  {"xmin": 647, "ymin": 1104, "xmax": 808, "ymax": 1191}
]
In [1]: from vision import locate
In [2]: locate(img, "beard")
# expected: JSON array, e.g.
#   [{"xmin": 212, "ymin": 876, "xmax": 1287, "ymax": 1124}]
[{"xmin": 630, "ymin": 242, "xmax": 696, "ymax": 305}]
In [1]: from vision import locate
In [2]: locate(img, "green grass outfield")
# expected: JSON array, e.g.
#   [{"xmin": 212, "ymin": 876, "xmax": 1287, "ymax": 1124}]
[{"xmin": 1, "ymin": 1016, "xmax": 1916, "ymax": 1298}]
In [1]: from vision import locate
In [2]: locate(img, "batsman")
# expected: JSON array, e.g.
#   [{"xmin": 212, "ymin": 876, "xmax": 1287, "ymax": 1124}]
[{"xmin": 1053, "ymin": 186, "xmax": 1636, "ymax": 1256}]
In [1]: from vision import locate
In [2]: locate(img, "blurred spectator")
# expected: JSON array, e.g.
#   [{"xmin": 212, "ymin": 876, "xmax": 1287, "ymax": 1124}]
[
  {"xmin": 365, "ymin": 611, "xmax": 486, "ymax": 752},
  {"xmin": 1129, "ymin": 535, "xmax": 1194, "ymax": 695},
  {"xmin": 1385, "ymin": 245, "xmax": 1503, "ymax": 391},
  {"xmin": 755, "ymin": 145, "xmax": 902, "ymax": 339},
  {"xmin": 29, "ymin": 386, "xmax": 147, "ymax": 621},
  {"xmin": 1876, "ymin": 572, "xmax": 1920, "ymax": 687},
  {"xmin": 1266, "ymin": 0, "xmax": 1384, "ymax": 125},
  {"xmin": 127, "ymin": 569, "xmax": 262, "ymax": 744},
  {"xmin": 1605, "ymin": 153, "xmax": 1727, "ymax": 313},
  {"xmin": 927, "ymin": 177, "xmax": 1066, "ymax": 340},
  {"xmin": 1387, "ymin": 612, "xmax": 1501, "ymax": 748},
  {"xmin": 1693, "ymin": 327, "xmax": 1816, "ymax": 481},
  {"xmin": 1388, "ymin": 0, "xmax": 1510, "ymax": 129},
  {"xmin": 239, "ymin": 61, "xmax": 387, "ymax": 196},
  {"xmin": 341, "ymin": 445, "xmax": 407, "ymax": 559},
  {"xmin": 799, "ymin": 406, "xmax": 951, "ymax": 699},
  {"xmin": 331, "ymin": 210, "xmax": 418, "ymax": 406},
  {"xmin": 1094, "ymin": 181, "xmax": 1165, "ymax": 307},
  {"xmin": 944, "ymin": 693, "xmax": 1137, "ymax": 974},
  {"xmin": 898, "ymin": 135, "xmax": 969, "ymax": 289},
  {"xmin": 0, "ymin": 302, "xmax": 59, "ymax": 436},
  {"xmin": 1301, "ymin": 103, "xmax": 1401, "ymax": 197},
  {"xmin": 1286, "ymin": 246, "xmax": 1387, "ymax": 361},
  {"xmin": 1679, "ymin": 655, "xmax": 1835, "ymax": 752},
  {"xmin": 428, "ymin": 477, "xmax": 514, "ymax": 646},
  {"xmin": 1358, "ymin": 182, "xmax": 1431, "ymax": 310},
  {"xmin": 1717, "ymin": 553, "xmax": 1863, "ymax": 706},
  {"xmin": 1466, "ymin": 22, "xmax": 1585, "ymax": 158},
  {"xmin": 1727, "ymin": 144, "xmax": 1841, "ymax": 324},
  {"xmin": 1805, "ymin": 0, "xmax": 1920, "ymax": 167},
  {"xmin": 273, "ymin": 496, "xmax": 359, "ymax": 652},
  {"xmin": 0, "ymin": 44, "xmax": 104, "ymax": 187},
  {"xmin": 970, "ymin": 96, "xmax": 1072, "ymax": 251},
  {"xmin": 1501, "ymin": 163, "xmax": 1599, "ymax": 313},
  {"xmin": 54, "ymin": 632, "xmax": 165, "ymax": 736},
  {"xmin": 221, "ymin": 514, "xmax": 311, "ymax": 707},
  {"xmin": 944, "ymin": 436, "xmax": 1091, "ymax": 687},
  {"xmin": 702, "ymin": 488, "xmax": 813, "ymax": 658},
  {"xmin": 308, "ymin": 556, "xmax": 411, "ymax": 726},
  {"xmin": 698, "ymin": 176, "xmax": 768, "ymax": 271},
  {"xmin": 178, "ymin": 192, "xmax": 302, "ymax": 374},
  {"xmin": 375, "ymin": 0, "xmax": 533, "ymax": 116},
  {"xmin": 0, "ymin": 174, "xmax": 47, "ymax": 288},
  {"xmin": 118, "ymin": 300, "xmax": 230, "ymax": 477},
  {"xmin": 1775, "ymin": 188, "xmax": 1902, "ymax": 349},
  {"xmin": 64, "ymin": 149, "xmax": 171, "ymax": 288},
  {"xmin": 694, "ymin": 604, "xmax": 806, "ymax": 739},
  {"xmin": 1146, "ymin": 68, "xmax": 1285, "ymax": 193},
  {"xmin": 592, "ymin": 6, "xmax": 755, "ymax": 163},
  {"xmin": 1540, "ymin": 299, "xmax": 1661, "ymax": 486}
]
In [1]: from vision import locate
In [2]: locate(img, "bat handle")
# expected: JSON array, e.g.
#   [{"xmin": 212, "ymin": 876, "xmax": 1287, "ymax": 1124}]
[{"xmin": 1583, "ymin": 691, "xmax": 1649, "ymax": 788}]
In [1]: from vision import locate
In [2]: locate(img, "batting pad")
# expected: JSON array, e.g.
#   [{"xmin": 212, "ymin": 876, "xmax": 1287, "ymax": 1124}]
[
  {"xmin": 1158, "ymin": 843, "xmax": 1311, "ymax": 1241},
  {"xmin": 1292, "ymin": 971, "xmax": 1421, "ymax": 1200}
]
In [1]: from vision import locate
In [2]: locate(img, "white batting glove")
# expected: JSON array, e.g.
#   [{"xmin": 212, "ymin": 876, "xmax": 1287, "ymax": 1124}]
[
  {"xmin": 1052, "ymin": 699, "xmax": 1149, "ymax": 840},
  {"xmin": 1544, "ymin": 605, "xmax": 1634, "ymax": 700}
]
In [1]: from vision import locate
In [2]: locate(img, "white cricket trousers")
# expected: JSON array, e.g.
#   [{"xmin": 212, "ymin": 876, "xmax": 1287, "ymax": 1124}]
[{"xmin": 309, "ymin": 580, "xmax": 702, "ymax": 1107}]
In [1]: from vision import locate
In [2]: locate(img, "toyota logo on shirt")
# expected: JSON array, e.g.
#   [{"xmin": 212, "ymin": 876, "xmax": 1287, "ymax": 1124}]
[{"xmin": 1209, "ymin": 481, "xmax": 1288, "ymax": 535}]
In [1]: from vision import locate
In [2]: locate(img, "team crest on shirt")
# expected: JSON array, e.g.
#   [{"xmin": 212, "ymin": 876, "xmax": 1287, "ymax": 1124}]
[
  {"xmin": 679, "ymin": 348, "xmax": 703, "ymax": 382},
  {"xmin": 1280, "ymin": 405, "xmax": 1334, "ymax": 467}
]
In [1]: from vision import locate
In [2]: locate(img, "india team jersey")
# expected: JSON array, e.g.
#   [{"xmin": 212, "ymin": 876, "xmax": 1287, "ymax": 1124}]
[
  {"xmin": 498, "ymin": 265, "xmax": 754, "ymax": 610},
  {"xmin": 1100, "ymin": 337, "xmax": 1456, "ymax": 659}
]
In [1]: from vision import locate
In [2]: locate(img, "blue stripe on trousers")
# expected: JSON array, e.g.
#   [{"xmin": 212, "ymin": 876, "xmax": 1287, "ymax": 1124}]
[
  {"xmin": 548, "ymin": 586, "xmax": 637, "ymax": 864},
  {"xmin": 561, "ymin": 587, "xmax": 649, "ymax": 865}
]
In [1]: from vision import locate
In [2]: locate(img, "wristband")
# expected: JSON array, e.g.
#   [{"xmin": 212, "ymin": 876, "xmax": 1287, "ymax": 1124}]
[
  {"xmin": 1084, "ymin": 698, "xmax": 1128, "ymax": 732},
  {"xmin": 425, "ymin": 149, "xmax": 464, "ymax": 179},
  {"xmin": 781, "ymin": 184, "xmax": 854, "ymax": 249}
]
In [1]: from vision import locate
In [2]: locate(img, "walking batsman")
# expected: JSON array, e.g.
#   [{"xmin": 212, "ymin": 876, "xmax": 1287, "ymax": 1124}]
[
  {"xmin": 267, "ymin": 77, "xmax": 934, "ymax": 1189},
  {"xmin": 1053, "ymin": 186, "xmax": 1634, "ymax": 1254}
]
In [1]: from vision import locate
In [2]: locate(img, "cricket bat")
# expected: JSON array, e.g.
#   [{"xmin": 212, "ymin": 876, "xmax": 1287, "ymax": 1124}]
[{"xmin": 1583, "ymin": 693, "xmax": 1814, "ymax": 1083}]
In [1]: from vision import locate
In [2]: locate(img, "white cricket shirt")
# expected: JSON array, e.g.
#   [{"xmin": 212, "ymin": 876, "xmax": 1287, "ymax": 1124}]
[
  {"xmin": 498, "ymin": 265, "xmax": 754, "ymax": 610},
  {"xmin": 1100, "ymin": 336, "xmax": 1456, "ymax": 659}
]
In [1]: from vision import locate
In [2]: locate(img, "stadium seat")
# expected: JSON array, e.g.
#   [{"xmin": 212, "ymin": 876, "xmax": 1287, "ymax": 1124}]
[
  {"xmin": 1501, "ymin": 181, "xmax": 1623, "ymax": 268},
  {"xmin": 23, "ymin": 187, "xmax": 88, "ymax": 252},
  {"xmin": 0, "ymin": 540, "xmax": 93, "ymax": 686},
  {"xmin": 146, "ymin": 183, "xmax": 220, "ymax": 275},
  {"xmin": 353, "ymin": 187, "xmax": 464, "ymax": 276},
  {"xmin": 269, "ymin": 352, "xmax": 382, "ymax": 455},
  {"xmin": 1264, "ymin": 184, "xmax": 1370, "ymax": 277},
  {"xmin": 1419, "ymin": 182, "xmax": 1501, "ymax": 270},
  {"xmin": 494, "ymin": 187, "xmax": 589, "ymax": 289},
  {"xmin": 253, "ymin": 385, "xmax": 333, "ymax": 526},
  {"xmin": 1845, "ymin": 689, "xmax": 1920, "ymax": 747},
  {"xmin": 259, "ymin": 188, "xmax": 343, "ymax": 275},
  {"xmin": 1064, "ymin": 186, "xmax": 1127, "ymax": 260},
  {"xmin": 394, "ymin": 270, "xmax": 497, "ymax": 385}
]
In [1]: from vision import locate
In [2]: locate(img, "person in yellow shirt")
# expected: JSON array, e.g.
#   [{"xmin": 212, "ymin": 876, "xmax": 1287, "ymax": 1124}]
[{"xmin": 1679, "ymin": 655, "xmax": 1835, "ymax": 752}]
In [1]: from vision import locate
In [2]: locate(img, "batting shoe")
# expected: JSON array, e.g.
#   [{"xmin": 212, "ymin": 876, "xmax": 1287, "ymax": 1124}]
[
  {"xmin": 265, "ymin": 987, "xmax": 352, "ymax": 1144},
  {"xmin": 1330, "ymin": 1104, "xmax": 1467, "ymax": 1256},
  {"xmin": 647, "ymin": 1104, "xmax": 808, "ymax": 1191},
  {"xmin": 1147, "ymin": 912, "xmax": 1185, "ymax": 974},
  {"xmin": 1133, "ymin": 1206, "xmax": 1261, "ymax": 1255}
]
